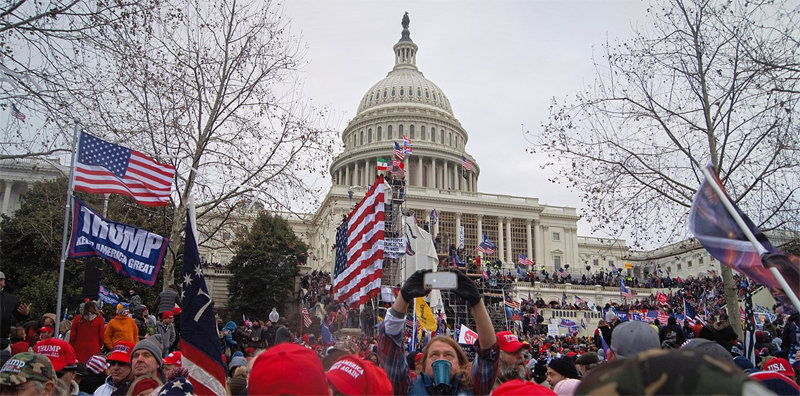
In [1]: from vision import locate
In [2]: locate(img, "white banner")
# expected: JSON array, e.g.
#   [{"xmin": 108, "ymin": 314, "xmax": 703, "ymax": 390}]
[
  {"xmin": 548, "ymin": 323, "xmax": 560, "ymax": 337},
  {"xmin": 458, "ymin": 225, "xmax": 465, "ymax": 249},
  {"xmin": 457, "ymin": 324, "xmax": 478, "ymax": 345},
  {"xmin": 384, "ymin": 237, "xmax": 406, "ymax": 258}
]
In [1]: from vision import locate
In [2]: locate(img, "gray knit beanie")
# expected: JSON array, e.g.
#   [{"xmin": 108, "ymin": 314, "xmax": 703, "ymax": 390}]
[{"xmin": 131, "ymin": 337, "xmax": 163, "ymax": 367}]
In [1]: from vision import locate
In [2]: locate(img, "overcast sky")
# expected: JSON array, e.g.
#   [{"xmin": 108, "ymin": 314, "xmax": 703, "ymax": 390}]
[{"xmin": 283, "ymin": 1, "xmax": 652, "ymax": 239}]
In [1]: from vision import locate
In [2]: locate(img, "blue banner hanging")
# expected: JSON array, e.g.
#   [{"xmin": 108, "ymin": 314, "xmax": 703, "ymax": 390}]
[{"xmin": 69, "ymin": 197, "xmax": 168, "ymax": 286}]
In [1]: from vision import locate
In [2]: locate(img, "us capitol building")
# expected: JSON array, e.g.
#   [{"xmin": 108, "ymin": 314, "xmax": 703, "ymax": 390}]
[{"xmin": 6, "ymin": 15, "xmax": 791, "ymax": 310}]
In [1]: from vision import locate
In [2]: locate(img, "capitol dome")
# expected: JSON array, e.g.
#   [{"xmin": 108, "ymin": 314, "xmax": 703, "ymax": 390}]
[
  {"xmin": 356, "ymin": 67, "xmax": 453, "ymax": 115},
  {"xmin": 330, "ymin": 13, "xmax": 479, "ymax": 194}
]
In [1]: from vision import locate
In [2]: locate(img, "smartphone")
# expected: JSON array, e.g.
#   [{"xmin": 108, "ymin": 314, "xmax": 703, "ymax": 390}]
[{"xmin": 424, "ymin": 272, "xmax": 457, "ymax": 290}]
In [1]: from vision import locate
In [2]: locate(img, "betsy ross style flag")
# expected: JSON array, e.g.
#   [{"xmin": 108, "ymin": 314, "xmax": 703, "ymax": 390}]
[
  {"xmin": 332, "ymin": 181, "xmax": 386, "ymax": 307},
  {"xmin": 75, "ymin": 132, "xmax": 175, "ymax": 206},
  {"xmin": 180, "ymin": 206, "xmax": 226, "ymax": 395}
]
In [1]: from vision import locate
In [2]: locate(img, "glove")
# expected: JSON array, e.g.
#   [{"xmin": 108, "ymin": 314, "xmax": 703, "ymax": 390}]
[
  {"xmin": 450, "ymin": 269, "xmax": 481, "ymax": 307},
  {"xmin": 401, "ymin": 269, "xmax": 431, "ymax": 302}
]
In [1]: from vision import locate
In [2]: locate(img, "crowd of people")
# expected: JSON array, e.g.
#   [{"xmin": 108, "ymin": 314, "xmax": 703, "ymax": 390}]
[{"xmin": 1, "ymin": 264, "xmax": 799, "ymax": 395}]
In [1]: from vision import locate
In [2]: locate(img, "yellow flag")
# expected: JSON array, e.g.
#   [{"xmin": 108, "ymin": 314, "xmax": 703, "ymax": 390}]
[{"xmin": 414, "ymin": 297, "xmax": 438, "ymax": 332}]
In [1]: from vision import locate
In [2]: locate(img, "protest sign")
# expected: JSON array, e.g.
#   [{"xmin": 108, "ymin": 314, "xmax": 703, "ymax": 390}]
[{"xmin": 69, "ymin": 197, "xmax": 168, "ymax": 286}]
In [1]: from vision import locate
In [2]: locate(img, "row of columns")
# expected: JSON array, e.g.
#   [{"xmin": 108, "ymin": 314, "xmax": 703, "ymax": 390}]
[{"xmin": 334, "ymin": 156, "xmax": 477, "ymax": 192}]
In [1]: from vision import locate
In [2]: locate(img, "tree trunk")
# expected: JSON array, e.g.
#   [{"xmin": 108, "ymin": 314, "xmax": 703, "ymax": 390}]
[
  {"xmin": 162, "ymin": 204, "xmax": 187, "ymax": 291},
  {"xmin": 720, "ymin": 264, "xmax": 743, "ymax": 339}
]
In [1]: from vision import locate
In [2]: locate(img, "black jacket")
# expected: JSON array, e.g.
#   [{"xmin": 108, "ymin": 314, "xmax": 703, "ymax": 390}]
[{"xmin": 0, "ymin": 289, "xmax": 27, "ymax": 342}]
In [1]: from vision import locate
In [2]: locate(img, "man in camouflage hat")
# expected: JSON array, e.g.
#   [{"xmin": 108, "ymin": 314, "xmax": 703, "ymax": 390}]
[
  {"xmin": 0, "ymin": 352, "xmax": 58, "ymax": 395},
  {"xmin": 575, "ymin": 349, "xmax": 772, "ymax": 395}
]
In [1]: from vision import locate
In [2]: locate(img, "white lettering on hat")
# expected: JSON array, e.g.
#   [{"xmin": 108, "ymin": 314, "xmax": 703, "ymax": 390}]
[
  {"xmin": 330, "ymin": 360, "xmax": 364, "ymax": 379},
  {"xmin": 0, "ymin": 359, "xmax": 24, "ymax": 374},
  {"xmin": 767, "ymin": 362, "xmax": 786, "ymax": 372},
  {"xmin": 504, "ymin": 335, "xmax": 518, "ymax": 343},
  {"xmin": 114, "ymin": 345, "xmax": 131, "ymax": 353},
  {"xmin": 35, "ymin": 345, "xmax": 62, "ymax": 357}
]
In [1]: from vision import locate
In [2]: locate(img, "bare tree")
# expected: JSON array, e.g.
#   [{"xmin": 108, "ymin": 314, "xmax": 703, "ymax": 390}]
[
  {"xmin": 0, "ymin": 0, "xmax": 152, "ymax": 159},
  {"xmin": 529, "ymin": 0, "xmax": 800, "ymax": 335},
  {"xmin": 70, "ymin": 0, "xmax": 336, "ymax": 289}
]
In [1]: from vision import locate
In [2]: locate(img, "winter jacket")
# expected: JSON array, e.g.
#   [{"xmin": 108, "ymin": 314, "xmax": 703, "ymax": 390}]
[
  {"xmin": 104, "ymin": 315, "xmax": 138, "ymax": 350},
  {"xmin": 155, "ymin": 322, "xmax": 175, "ymax": 356},
  {"xmin": 156, "ymin": 288, "xmax": 180, "ymax": 315},
  {"xmin": 0, "ymin": 289, "xmax": 27, "ymax": 341},
  {"xmin": 69, "ymin": 314, "xmax": 105, "ymax": 363}
]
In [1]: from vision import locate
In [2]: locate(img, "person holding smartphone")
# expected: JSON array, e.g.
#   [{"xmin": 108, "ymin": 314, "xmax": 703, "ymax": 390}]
[{"xmin": 377, "ymin": 269, "xmax": 498, "ymax": 395}]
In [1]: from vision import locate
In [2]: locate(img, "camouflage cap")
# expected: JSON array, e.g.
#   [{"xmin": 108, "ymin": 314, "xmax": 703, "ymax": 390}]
[
  {"xmin": 0, "ymin": 352, "xmax": 57, "ymax": 386},
  {"xmin": 575, "ymin": 349, "xmax": 760, "ymax": 395}
]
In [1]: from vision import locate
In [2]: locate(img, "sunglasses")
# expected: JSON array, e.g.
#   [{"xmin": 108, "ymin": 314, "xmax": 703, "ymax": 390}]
[{"xmin": 108, "ymin": 361, "xmax": 129, "ymax": 367}]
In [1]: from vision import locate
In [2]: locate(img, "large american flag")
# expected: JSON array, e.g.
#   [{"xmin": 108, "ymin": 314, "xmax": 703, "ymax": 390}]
[
  {"xmin": 180, "ymin": 207, "xmax": 226, "ymax": 395},
  {"xmin": 462, "ymin": 156, "xmax": 472, "ymax": 171},
  {"xmin": 684, "ymin": 299, "xmax": 699, "ymax": 326},
  {"xmin": 518, "ymin": 254, "xmax": 534, "ymax": 266},
  {"xmin": 74, "ymin": 132, "xmax": 175, "ymax": 206},
  {"xmin": 332, "ymin": 181, "xmax": 386, "ymax": 308},
  {"xmin": 620, "ymin": 279, "xmax": 634, "ymax": 299}
]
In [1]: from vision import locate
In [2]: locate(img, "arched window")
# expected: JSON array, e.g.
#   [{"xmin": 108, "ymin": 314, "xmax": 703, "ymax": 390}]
[
  {"xmin": 399, "ymin": 124, "xmax": 404, "ymax": 135},
  {"xmin": 440, "ymin": 129, "xmax": 444, "ymax": 144},
  {"xmin": 410, "ymin": 125, "xmax": 415, "ymax": 139},
  {"xmin": 388, "ymin": 125, "xmax": 393, "ymax": 140},
  {"xmin": 417, "ymin": 88, "xmax": 421, "ymax": 97},
  {"xmin": 377, "ymin": 126, "xmax": 383, "ymax": 141},
  {"xmin": 391, "ymin": 88, "xmax": 396, "ymax": 97},
  {"xmin": 383, "ymin": 89, "xmax": 387, "ymax": 98},
  {"xmin": 360, "ymin": 131, "xmax": 364, "ymax": 145},
  {"xmin": 421, "ymin": 126, "xmax": 426, "ymax": 140},
  {"xmin": 400, "ymin": 87, "xmax": 404, "ymax": 96},
  {"xmin": 449, "ymin": 132, "xmax": 452, "ymax": 146},
  {"xmin": 431, "ymin": 129, "xmax": 436, "ymax": 142},
  {"xmin": 368, "ymin": 128, "xmax": 372, "ymax": 143},
  {"xmin": 425, "ymin": 90, "xmax": 429, "ymax": 98}
]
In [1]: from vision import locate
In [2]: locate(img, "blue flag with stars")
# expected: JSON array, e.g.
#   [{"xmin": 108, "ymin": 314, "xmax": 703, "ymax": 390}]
[{"xmin": 180, "ymin": 207, "xmax": 226, "ymax": 395}]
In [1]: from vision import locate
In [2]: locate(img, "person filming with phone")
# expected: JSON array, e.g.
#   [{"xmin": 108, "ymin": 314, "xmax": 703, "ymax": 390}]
[{"xmin": 378, "ymin": 269, "xmax": 498, "ymax": 395}]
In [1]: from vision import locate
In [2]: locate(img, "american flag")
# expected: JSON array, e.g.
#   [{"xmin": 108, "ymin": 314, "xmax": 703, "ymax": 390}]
[
  {"xmin": 403, "ymin": 135, "xmax": 413, "ymax": 155},
  {"xmin": 504, "ymin": 296, "xmax": 521, "ymax": 311},
  {"xmin": 74, "ymin": 132, "xmax": 175, "ymax": 206},
  {"xmin": 462, "ymin": 156, "xmax": 472, "ymax": 171},
  {"xmin": 657, "ymin": 311, "xmax": 670, "ymax": 324},
  {"xmin": 574, "ymin": 295, "xmax": 587, "ymax": 306},
  {"xmin": 476, "ymin": 234, "xmax": 496, "ymax": 254},
  {"xmin": 10, "ymin": 104, "xmax": 25, "ymax": 122},
  {"xmin": 393, "ymin": 141, "xmax": 404, "ymax": 161},
  {"xmin": 332, "ymin": 181, "xmax": 386, "ymax": 308},
  {"xmin": 180, "ymin": 207, "xmax": 226, "ymax": 395},
  {"xmin": 620, "ymin": 279, "xmax": 634, "ymax": 299},
  {"xmin": 302, "ymin": 306, "xmax": 313, "ymax": 328},
  {"xmin": 684, "ymin": 299, "xmax": 699, "ymax": 326},
  {"xmin": 518, "ymin": 254, "xmax": 534, "ymax": 266}
]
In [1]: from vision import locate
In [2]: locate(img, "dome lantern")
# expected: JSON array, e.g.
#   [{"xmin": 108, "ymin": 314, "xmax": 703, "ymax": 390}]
[{"xmin": 393, "ymin": 12, "xmax": 418, "ymax": 72}]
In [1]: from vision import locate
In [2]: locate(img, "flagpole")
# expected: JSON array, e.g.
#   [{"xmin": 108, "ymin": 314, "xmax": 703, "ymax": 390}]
[
  {"xmin": 699, "ymin": 167, "xmax": 800, "ymax": 313},
  {"xmin": 56, "ymin": 119, "xmax": 80, "ymax": 322}
]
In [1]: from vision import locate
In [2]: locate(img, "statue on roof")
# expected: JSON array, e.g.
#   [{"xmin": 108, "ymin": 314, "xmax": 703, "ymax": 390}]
[{"xmin": 402, "ymin": 12, "xmax": 409, "ymax": 30}]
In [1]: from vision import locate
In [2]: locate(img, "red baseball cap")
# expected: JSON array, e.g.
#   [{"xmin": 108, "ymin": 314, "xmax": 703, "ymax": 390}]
[
  {"xmin": 495, "ymin": 331, "xmax": 531, "ymax": 353},
  {"xmin": 10, "ymin": 341, "xmax": 29, "ymax": 355},
  {"xmin": 763, "ymin": 358, "xmax": 796, "ymax": 378},
  {"xmin": 248, "ymin": 343, "xmax": 328, "ymax": 395},
  {"xmin": 326, "ymin": 355, "xmax": 392, "ymax": 396},
  {"xmin": 493, "ymin": 379, "xmax": 557, "ymax": 395},
  {"xmin": 107, "ymin": 341, "xmax": 135, "ymax": 364},
  {"xmin": 162, "ymin": 311, "xmax": 174, "ymax": 320},
  {"xmin": 39, "ymin": 326, "xmax": 54, "ymax": 334},
  {"xmin": 162, "ymin": 351, "xmax": 182, "ymax": 367},
  {"xmin": 34, "ymin": 338, "xmax": 78, "ymax": 372},
  {"xmin": 172, "ymin": 307, "xmax": 182, "ymax": 316}
]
